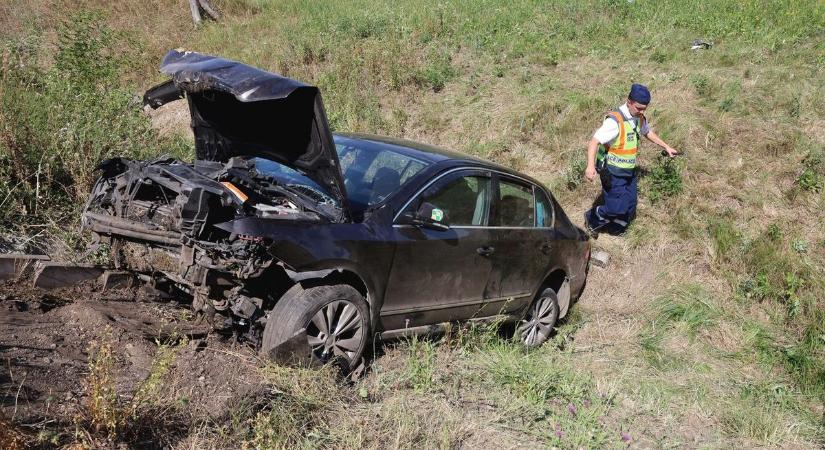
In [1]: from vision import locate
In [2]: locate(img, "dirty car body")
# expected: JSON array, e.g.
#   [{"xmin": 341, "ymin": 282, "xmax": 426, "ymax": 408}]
[{"xmin": 82, "ymin": 50, "xmax": 590, "ymax": 367}]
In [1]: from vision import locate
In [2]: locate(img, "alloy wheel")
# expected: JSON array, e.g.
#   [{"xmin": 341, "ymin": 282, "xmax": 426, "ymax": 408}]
[
  {"xmin": 518, "ymin": 294, "xmax": 558, "ymax": 347},
  {"xmin": 305, "ymin": 300, "xmax": 366, "ymax": 362}
]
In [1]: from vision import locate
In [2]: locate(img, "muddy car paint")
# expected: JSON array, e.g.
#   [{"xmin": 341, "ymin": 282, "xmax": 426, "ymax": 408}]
[
  {"xmin": 82, "ymin": 50, "xmax": 589, "ymax": 363},
  {"xmin": 210, "ymin": 137, "xmax": 589, "ymax": 332}
]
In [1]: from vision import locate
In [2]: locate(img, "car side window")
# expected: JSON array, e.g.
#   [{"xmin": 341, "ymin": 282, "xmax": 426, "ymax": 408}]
[
  {"xmin": 535, "ymin": 188, "xmax": 555, "ymax": 228},
  {"xmin": 494, "ymin": 178, "xmax": 534, "ymax": 227},
  {"xmin": 412, "ymin": 175, "xmax": 491, "ymax": 226}
]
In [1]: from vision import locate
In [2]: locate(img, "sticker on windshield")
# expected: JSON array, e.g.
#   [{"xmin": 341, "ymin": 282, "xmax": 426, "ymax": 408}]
[{"xmin": 431, "ymin": 208, "xmax": 444, "ymax": 222}]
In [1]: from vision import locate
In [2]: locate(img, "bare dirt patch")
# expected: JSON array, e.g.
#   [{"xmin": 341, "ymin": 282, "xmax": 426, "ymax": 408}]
[{"xmin": 0, "ymin": 282, "xmax": 265, "ymax": 447}]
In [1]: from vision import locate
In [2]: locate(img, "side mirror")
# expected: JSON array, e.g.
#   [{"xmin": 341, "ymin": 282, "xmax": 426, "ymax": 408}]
[{"xmin": 405, "ymin": 202, "xmax": 450, "ymax": 231}]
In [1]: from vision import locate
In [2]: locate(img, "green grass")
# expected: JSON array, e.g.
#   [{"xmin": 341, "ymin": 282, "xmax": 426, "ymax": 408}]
[
  {"xmin": 633, "ymin": 283, "xmax": 823, "ymax": 446},
  {"xmin": 2, "ymin": 0, "xmax": 825, "ymax": 447},
  {"xmin": 719, "ymin": 379, "xmax": 822, "ymax": 444},
  {"xmin": 198, "ymin": 363, "xmax": 348, "ymax": 449},
  {"xmin": 655, "ymin": 284, "xmax": 717, "ymax": 339},
  {"xmin": 462, "ymin": 329, "xmax": 621, "ymax": 448},
  {"xmin": 404, "ymin": 335, "xmax": 437, "ymax": 393},
  {"xmin": 709, "ymin": 220, "xmax": 825, "ymax": 397},
  {"xmin": 637, "ymin": 285, "xmax": 717, "ymax": 371},
  {"xmin": 206, "ymin": 324, "xmax": 629, "ymax": 449},
  {"xmin": 708, "ymin": 216, "xmax": 741, "ymax": 263}
]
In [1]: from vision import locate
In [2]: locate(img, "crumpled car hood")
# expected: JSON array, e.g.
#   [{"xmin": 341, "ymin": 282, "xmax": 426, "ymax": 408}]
[{"xmin": 143, "ymin": 49, "xmax": 349, "ymax": 220}]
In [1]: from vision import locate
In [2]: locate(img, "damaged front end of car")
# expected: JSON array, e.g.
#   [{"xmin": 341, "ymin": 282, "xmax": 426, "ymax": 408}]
[{"xmin": 81, "ymin": 50, "xmax": 350, "ymax": 346}]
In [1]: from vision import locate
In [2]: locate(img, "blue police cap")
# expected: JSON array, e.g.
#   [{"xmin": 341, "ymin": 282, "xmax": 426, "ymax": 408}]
[{"xmin": 629, "ymin": 83, "xmax": 651, "ymax": 104}]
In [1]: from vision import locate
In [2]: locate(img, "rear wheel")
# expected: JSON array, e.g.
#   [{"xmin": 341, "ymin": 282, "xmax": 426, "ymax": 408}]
[
  {"xmin": 517, "ymin": 288, "xmax": 559, "ymax": 347},
  {"xmin": 261, "ymin": 284, "xmax": 369, "ymax": 370}
]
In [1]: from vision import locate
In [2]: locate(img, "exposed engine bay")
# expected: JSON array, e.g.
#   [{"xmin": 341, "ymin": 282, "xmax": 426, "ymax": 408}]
[{"xmin": 82, "ymin": 155, "xmax": 336, "ymax": 343}]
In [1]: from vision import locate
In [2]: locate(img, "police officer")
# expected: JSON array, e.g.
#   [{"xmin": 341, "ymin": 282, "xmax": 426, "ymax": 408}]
[{"xmin": 583, "ymin": 84, "xmax": 678, "ymax": 235}]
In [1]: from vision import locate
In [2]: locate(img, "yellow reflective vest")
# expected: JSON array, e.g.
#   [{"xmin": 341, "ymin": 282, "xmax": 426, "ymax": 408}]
[{"xmin": 596, "ymin": 110, "xmax": 646, "ymax": 171}]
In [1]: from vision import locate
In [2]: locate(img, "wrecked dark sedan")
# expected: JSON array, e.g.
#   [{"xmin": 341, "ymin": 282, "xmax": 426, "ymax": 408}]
[{"xmin": 82, "ymin": 50, "xmax": 590, "ymax": 369}]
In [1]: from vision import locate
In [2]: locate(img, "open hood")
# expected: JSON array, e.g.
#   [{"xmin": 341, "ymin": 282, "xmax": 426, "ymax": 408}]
[{"xmin": 144, "ymin": 49, "xmax": 349, "ymax": 219}]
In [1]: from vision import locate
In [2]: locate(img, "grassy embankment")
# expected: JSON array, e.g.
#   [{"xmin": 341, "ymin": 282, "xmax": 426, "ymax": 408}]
[{"xmin": 1, "ymin": 0, "xmax": 824, "ymax": 448}]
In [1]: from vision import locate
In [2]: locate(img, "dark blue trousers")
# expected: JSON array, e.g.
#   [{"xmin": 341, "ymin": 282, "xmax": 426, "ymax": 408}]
[{"xmin": 585, "ymin": 170, "xmax": 638, "ymax": 234}]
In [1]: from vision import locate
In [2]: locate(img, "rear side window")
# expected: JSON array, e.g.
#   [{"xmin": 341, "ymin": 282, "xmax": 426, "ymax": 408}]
[
  {"xmin": 535, "ymin": 188, "xmax": 555, "ymax": 228},
  {"xmin": 493, "ymin": 179, "xmax": 534, "ymax": 227}
]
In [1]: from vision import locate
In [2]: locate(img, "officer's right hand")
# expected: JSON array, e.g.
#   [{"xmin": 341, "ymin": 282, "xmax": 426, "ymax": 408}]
[{"xmin": 585, "ymin": 165, "xmax": 597, "ymax": 182}]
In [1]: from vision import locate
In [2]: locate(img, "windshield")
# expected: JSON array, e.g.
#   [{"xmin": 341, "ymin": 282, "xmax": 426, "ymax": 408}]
[
  {"xmin": 251, "ymin": 158, "xmax": 337, "ymax": 206},
  {"xmin": 335, "ymin": 139, "xmax": 429, "ymax": 209},
  {"xmin": 252, "ymin": 138, "xmax": 430, "ymax": 210}
]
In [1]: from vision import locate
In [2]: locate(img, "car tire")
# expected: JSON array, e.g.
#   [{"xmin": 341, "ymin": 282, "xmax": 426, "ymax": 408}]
[
  {"xmin": 261, "ymin": 284, "xmax": 369, "ymax": 370},
  {"xmin": 517, "ymin": 288, "xmax": 560, "ymax": 347}
]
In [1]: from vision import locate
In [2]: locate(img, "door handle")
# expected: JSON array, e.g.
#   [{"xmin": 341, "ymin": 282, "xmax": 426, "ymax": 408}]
[
  {"xmin": 476, "ymin": 246, "xmax": 495, "ymax": 256},
  {"xmin": 540, "ymin": 242, "xmax": 552, "ymax": 254}
]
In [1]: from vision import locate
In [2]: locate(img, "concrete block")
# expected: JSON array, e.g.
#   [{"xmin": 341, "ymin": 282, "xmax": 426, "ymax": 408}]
[
  {"xmin": 33, "ymin": 263, "xmax": 104, "ymax": 289},
  {"xmin": 0, "ymin": 254, "xmax": 50, "ymax": 281},
  {"xmin": 591, "ymin": 250, "xmax": 610, "ymax": 268},
  {"xmin": 100, "ymin": 270, "xmax": 134, "ymax": 291}
]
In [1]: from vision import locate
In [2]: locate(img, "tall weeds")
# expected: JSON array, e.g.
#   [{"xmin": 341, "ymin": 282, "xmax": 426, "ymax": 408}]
[
  {"xmin": 0, "ymin": 11, "xmax": 188, "ymax": 229},
  {"xmin": 75, "ymin": 331, "xmax": 186, "ymax": 447}
]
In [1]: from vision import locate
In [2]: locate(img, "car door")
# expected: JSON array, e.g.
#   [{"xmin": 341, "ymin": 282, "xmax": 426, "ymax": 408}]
[
  {"xmin": 380, "ymin": 169, "xmax": 496, "ymax": 330},
  {"xmin": 479, "ymin": 175, "xmax": 551, "ymax": 317}
]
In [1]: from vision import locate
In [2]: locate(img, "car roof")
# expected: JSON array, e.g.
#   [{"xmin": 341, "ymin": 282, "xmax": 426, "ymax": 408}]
[{"xmin": 333, "ymin": 133, "xmax": 543, "ymax": 186}]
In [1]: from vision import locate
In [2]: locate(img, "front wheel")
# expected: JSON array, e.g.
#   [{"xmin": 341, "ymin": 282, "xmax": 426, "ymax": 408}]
[
  {"xmin": 517, "ymin": 288, "xmax": 559, "ymax": 347},
  {"xmin": 261, "ymin": 284, "xmax": 369, "ymax": 370}
]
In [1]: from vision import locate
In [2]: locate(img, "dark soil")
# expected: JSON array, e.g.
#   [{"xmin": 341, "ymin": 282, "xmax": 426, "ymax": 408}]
[{"xmin": 0, "ymin": 280, "xmax": 267, "ymax": 448}]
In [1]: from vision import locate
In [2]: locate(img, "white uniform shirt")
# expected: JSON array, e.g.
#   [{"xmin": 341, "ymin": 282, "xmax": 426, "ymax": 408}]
[{"xmin": 592, "ymin": 103, "xmax": 650, "ymax": 145}]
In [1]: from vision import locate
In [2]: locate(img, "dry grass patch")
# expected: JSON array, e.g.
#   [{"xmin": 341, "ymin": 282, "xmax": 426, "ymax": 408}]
[{"xmin": 330, "ymin": 394, "xmax": 474, "ymax": 449}]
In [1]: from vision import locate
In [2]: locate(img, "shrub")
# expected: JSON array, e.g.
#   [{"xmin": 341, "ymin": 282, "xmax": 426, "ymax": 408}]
[
  {"xmin": 54, "ymin": 11, "xmax": 121, "ymax": 86},
  {"xmin": 413, "ymin": 48, "xmax": 455, "ymax": 92},
  {"xmin": 83, "ymin": 334, "xmax": 121, "ymax": 439},
  {"xmin": 0, "ymin": 11, "xmax": 190, "ymax": 227},
  {"xmin": 644, "ymin": 156, "xmax": 684, "ymax": 203},
  {"xmin": 75, "ymin": 332, "xmax": 186, "ymax": 447},
  {"xmin": 797, "ymin": 148, "xmax": 824, "ymax": 193},
  {"xmin": 690, "ymin": 74, "xmax": 712, "ymax": 99},
  {"xmin": 564, "ymin": 151, "xmax": 586, "ymax": 190}
]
